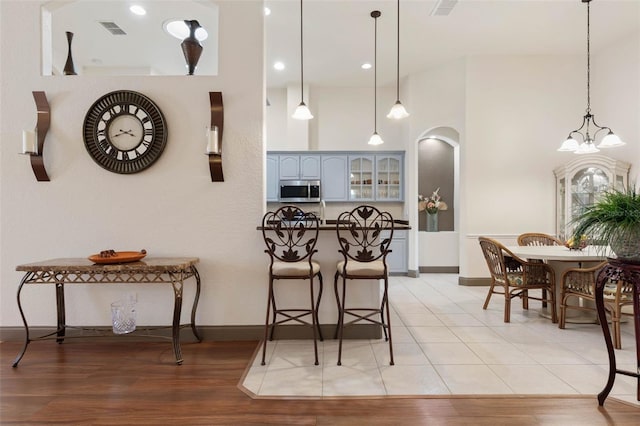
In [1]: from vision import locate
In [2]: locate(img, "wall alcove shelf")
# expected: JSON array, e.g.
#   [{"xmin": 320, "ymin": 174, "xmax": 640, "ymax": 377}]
[
  {"xmin": 31, "ymin": 91, "xmax": 51, "ymax": 181},
  {"xmin": 208, "ymin": 91, "xmax": 224, "ymax": 182}
]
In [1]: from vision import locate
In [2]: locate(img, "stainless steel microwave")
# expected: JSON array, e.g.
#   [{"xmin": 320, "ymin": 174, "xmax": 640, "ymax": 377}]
[{"xmin": 279, "ymin": 180, "xmax": 321, "ymax": 203}]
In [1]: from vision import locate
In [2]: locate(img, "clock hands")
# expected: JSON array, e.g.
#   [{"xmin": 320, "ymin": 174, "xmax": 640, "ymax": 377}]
[{"xmin": 112, "ymin": 129, "xmax": 136, "ymax": 137}]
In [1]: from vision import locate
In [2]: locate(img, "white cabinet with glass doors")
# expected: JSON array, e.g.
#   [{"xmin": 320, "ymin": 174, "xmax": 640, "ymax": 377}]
[{"xmin": 554, "ymin": 155, "xmax": 630, "ymax": 240}]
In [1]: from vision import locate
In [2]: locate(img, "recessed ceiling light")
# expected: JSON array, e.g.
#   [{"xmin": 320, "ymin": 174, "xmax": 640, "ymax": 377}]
[
  {"xmin": 163, "ymin": 20, "xmax": 208, "ymax": 41},
  {"xmin": 130, "ymin": 5, "xmax": 146, "ymax": 16},
  {"xmin": 361, "ymin": 63, "xmax": 372, "ymax": 70},
  {"xmin": 273, "ymin": 61, "xmax": 285, "ymax": 71},
  {"xmin": 264, "ymin": 7, "xmax": 271, "ymax": 16}
]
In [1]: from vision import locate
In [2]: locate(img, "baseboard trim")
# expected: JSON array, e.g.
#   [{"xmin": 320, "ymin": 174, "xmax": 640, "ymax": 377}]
[
  {"xmin": 419, "ymin": 266, "xmax": 460, "ymax": 274},
  {"xmin": 458, "ymin": 277, "xmax": 491, "ymax": 286},
  {"xmin": 0, "ymin": 324, "xmax": 381, "ymax": 342}
]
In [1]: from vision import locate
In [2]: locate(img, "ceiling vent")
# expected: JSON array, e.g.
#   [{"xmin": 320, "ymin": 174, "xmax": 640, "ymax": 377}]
[
  {"xmin": 430, "ymin": 0, "xmax": 458, "ymax": 16},
  {"xmin": 99, "ymin": 21, "xmax": 127, "ymax": 35}
]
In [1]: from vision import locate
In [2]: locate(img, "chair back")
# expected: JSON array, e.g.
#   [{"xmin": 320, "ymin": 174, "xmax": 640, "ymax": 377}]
[
  {"xmin": 262, "ymin": 205, "xmax": 319, "ymax": 264},
  {"xmin": 336, "ymin": 205, "xmax": 394, "ymax": 263},
  {"xmin": 478, "ymin": 237, "xmax": 513, "ymax": 283},
  {"xmin": 517, "ymin": 233, "xmax": 563, "ymax": 246}
]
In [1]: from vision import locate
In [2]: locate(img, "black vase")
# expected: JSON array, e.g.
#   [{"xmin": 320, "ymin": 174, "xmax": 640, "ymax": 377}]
[
  {"xmin": 181, "ymin": 20, "xmax": 203, "ymax": 76},
  {"xmin": 63, "ymin": 31, "xmax": 77, "ymax": 75}
]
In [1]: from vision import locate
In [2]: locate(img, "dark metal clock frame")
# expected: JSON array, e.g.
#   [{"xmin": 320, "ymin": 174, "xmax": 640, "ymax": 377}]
[{"xmin": 83, "ymin": 90, "xmax": 167, "ymax": 174}]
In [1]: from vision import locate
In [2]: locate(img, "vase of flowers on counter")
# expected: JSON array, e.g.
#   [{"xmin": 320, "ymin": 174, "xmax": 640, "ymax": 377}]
[{"xmin": 418, "ymin": 188, "xmax": 448, "ymax": 232}]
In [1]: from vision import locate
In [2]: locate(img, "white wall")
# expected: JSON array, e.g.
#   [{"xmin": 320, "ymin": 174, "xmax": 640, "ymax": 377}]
[
  {"xmin": 0, "ymin": 1, "xmax": 267, "ymax": 327},
  {"xmin": 267, "ymin": 85, "xmax": 403, "ymax": 152},
  {"xmin": 461, "ymin": 46, "xmax": 640, "ymax": 278},
  {"xmin": 404, "ymin": 60, "xmax": 466, "ymax": 273}
]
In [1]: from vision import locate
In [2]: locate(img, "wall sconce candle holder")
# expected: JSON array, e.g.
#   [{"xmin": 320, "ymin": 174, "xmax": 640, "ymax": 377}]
[
  {"xmin": 207, "ymin": 91, "xmax": 224, "ymax": 182},
  {"xmin": 21, "ymin": 91, "xmax": 50, "ymax": 181}
]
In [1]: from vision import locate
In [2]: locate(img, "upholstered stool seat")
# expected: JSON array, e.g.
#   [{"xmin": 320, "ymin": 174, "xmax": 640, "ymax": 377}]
[
  {"xmin": 336, "ymin": 260, "xmax": 384, "ymax": 277},
  {"xmin": 272, "ymin": 260, "xmax": 321, "ymax": 276}
]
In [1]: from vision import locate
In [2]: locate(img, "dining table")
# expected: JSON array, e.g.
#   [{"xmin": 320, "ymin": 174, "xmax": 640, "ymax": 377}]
[{"xmin": 505, "ymin": 244, "xmax": 610, "ymax": 323}]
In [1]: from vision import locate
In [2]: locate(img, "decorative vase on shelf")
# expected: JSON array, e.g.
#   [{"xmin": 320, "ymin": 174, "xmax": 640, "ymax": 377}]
[
  {"xmin": 426, "ymin": 211, "xmax": 438, "ymax": 232},
  {"xmin": 63, "ymin": 31, "xmax": 77, "ymax": 75},
  {"xmin": 181, "ymin": 20, "xmax": 203, "ymax": 76}
]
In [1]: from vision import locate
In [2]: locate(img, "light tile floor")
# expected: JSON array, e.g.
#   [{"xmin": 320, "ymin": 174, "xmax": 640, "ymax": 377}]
[{"xmin": 241, "ymin": 274, "xmax": 639, "ymax": 405}]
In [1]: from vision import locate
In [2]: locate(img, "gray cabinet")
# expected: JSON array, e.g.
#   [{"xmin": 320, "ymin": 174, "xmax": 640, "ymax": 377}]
[
  {"xmin": 266, "ymin": 151, "xmax": 404, "ymax": 203},
  {"xmin": 321, "ymin": 155, "xmax": 349, "ymax": 201},
  {"xmin": 349, "ymin": 156, "xmax": 375, "ymax": 201},
  {"xmin": 279, "ymin": 155, "xmax": 321, "ymax": 180},
  {"xmin": 381, "ymin": 230, "xmax": 407, "ymax": 274},
  {"xmin": 266, "ymin": 154, "xmax": 279, "ymax": 202}
]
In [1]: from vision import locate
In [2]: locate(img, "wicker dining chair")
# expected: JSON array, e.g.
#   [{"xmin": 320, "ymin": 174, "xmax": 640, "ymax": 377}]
[
  {"xmin": 560, "ymin": 261, "xmax": 634, "ymax": 349},
  {"xmin": 517, "ymin": 232, "xmax": 564, "ymax": 308},
  {"xmin": 334, "ymin": 205, "xmax": 394, "ymax": 366},
  {"xmin": 260, "ymin": 205, "xmax": 323, "ymax": 366},
  {"xmin": 478, "ymin": 237, "xmax": 557, "ymax": 323},
  {"xmin": 517, "ymin": 233, "xmax": 564, "ymax": 247}
]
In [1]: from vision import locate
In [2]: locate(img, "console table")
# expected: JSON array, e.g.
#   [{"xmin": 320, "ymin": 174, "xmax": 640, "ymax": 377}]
[
  {"xmin": 595, "ymin": 258, "xmax": 640, "ymax": 405},
  {"xmin": 12, "ymin": 257, "xmax": 201, "ymax": 367}
]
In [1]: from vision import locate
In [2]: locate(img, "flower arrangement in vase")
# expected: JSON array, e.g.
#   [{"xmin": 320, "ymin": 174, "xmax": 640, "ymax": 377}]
[{"xmin": 418, "ymin": 188, "xmax": 448, "ymax": 214}]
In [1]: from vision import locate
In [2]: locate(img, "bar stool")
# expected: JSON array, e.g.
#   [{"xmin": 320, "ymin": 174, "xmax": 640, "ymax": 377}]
[
  {"xmin": 334, "ymin": 205, "xmax": 394, "ymax": 366},
  {"xmin": 260, "ymin": 205, "xmax": 323, "ymax": 366}
]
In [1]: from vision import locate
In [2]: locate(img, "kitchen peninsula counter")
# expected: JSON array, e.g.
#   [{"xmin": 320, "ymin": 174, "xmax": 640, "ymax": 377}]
[
  {"xmin": 256, "ymin": 219, "xmax": 410, "ymax": 337},
  {"xmin": 256, "ymin": 219, "xmax": 411, "ymax": 232}
]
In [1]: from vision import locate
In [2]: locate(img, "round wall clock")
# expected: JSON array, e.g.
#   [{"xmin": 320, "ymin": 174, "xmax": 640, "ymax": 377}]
[{"xmin": 83, "ymin": 90, "xmax": 167, "ymax": 174}]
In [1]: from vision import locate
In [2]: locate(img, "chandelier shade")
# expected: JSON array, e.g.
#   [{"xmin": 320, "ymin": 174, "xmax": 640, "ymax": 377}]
[
  {"xmin": 292, "ymin": 0, "xmax": 313, "ymax": 120},
  {"xmin": 559, "ymin": 0, "xmax": 624, "ymax": 154},
  {"xmin": 368, "ymin": 10, "xmax": 384, "ymax": 145}
]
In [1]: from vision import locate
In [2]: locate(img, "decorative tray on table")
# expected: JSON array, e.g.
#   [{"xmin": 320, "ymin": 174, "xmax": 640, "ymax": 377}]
[{"xmin": 88, "ymin": 249, "xmax": 147, "ymax": 264}]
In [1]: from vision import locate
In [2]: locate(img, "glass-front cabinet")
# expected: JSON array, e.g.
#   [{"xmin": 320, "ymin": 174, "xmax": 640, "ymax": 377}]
[
  {"xmin": 554, "ymin": 155, "xmax": 630, "ymax": 240},
  {"xmin": 349, "ymin": 156, "xmax": 374, "ymax": 201},
  {"xmin": 376, "ymin": 155, "xmax": 402, "ymax": 201}
]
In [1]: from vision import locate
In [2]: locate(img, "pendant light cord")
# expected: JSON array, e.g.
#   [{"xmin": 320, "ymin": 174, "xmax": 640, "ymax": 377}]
[
  {"xmin": 395, "ymin": 0, "xmax": 400, "ymax": 101},
  {"xmin": 585, "ymin": 0, "xmax": 591, "ymax": 114},
  {"xmin": 374, "ymin": 11, "xmax": 378, "ymax": 132},
  {"xmin": 300, "ymin": 0, "xmax": 304, "ymax": 103}
]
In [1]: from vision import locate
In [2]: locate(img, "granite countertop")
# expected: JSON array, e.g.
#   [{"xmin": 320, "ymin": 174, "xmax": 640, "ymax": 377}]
[{"xmin": 258, "ymin": 219, "xmax": 410, "ymax": 231}]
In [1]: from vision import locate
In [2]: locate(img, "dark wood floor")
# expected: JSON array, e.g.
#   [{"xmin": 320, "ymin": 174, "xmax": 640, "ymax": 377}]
[{"xmin": 1, "ymin": 340, "xmax": 638, "ymax": 425}]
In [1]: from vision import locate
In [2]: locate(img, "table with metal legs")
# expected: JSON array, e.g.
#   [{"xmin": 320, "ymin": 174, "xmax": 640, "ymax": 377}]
[
  {"xmin": 12, "ymin": 257, "xmax": 201, "ymax": 367},
  {"xmin": 595, "ymin": 258, "xmax": 640, "ymax": 405}
]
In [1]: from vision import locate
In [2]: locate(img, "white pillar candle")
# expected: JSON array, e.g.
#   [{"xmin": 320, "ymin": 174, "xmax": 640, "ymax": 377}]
[
  {"xmin": 206, "ymin": 125, "xmax": 219, "ymax": 154},
  {"xmin": 22, "ymin": 130, "xmax": 36, "ymax": 154}
]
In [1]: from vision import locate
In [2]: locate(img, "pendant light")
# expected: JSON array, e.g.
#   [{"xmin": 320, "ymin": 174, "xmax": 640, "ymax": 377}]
[
  {"xmin": 558, "ymin": 0, "xmax": 624, "ymax": 153},
  {"xmin": 368, "ymin": 10, "xmax": 384, "ymax": 146},
  {"xmin": 292, "ymin": 0, "xmax": 313, "ymax": 120},
  {"xmin": 387, "ymin": 0, "xmax": 409, "ymax": 119}
]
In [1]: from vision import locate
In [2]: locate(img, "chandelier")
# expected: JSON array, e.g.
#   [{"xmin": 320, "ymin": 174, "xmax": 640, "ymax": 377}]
[{"xmin": 558, "ymin": 0, "xmax": 624, "ymax": 154}]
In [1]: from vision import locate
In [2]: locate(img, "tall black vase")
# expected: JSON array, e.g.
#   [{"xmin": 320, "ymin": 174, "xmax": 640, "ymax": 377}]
[
  {"xmin": 181, "ymin": 20, "xmax": 203, "ymax": 76},
  {"xmin": 63, "ymin": 31, "xmax": 77, "ymax": 75}
]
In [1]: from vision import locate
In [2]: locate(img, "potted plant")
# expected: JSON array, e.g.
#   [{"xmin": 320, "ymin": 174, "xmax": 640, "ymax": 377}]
[{"xmin": 571, "ymin": 186, "xmax": 640, "ymax": 261}]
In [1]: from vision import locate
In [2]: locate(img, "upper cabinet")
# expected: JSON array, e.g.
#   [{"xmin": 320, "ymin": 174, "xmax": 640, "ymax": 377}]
[
  {"xmin": 349, "ymin": 156, "xmax": 375, "ymax": 201},
  {"xmin": 321, "ymin": 155, "xmax": 349, "ymax": 201},
  {"xmin": 554, "ymin": 155, "xmax": 631, "ymax": 239},
  {"xmin": 266, "ymin": 154, "xmax": 279, "ymax": 202},
  {"xmin": 279, "ymin": 155, "xmax": 321, "ymax": 180},
  {"xmin": 376, "ymin": 155, "xmax": 402, "ymax": 201},
  {"xmin": 267, "ymin": 151, "xmax": 404, "ymax": 203}
]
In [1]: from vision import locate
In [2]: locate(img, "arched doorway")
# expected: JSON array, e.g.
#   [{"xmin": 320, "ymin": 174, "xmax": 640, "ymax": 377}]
[{"xmin": 417, "ymin": 127, "xmax": 459, "ymax": 273}]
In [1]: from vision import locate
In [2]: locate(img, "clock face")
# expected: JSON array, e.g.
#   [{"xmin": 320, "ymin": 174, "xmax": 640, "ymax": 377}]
[{"xmin": 83, "ymin": 90, "xmax": 167, "ymax": 174}]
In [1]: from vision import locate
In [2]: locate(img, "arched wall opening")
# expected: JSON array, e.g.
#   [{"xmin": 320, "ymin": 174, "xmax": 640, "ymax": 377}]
[{"xmin": 416, "ymin": 126, "xmax": 460, "ymax": 273}]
